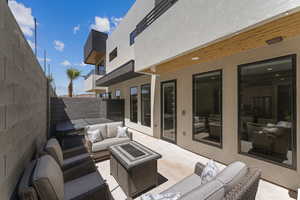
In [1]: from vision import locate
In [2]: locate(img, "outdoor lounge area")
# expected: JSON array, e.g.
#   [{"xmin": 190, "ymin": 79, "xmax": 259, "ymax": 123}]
[
  {"xmin": 17, "ymin": 125, "xmax": 296, "ymax": 200},
  {"xmin": 102, "ymin": 130, "xmax": 296, "ymax": 200},
  {"xmin": 4, "ymin": 0, "xmax": 300, "ymax": 199}
]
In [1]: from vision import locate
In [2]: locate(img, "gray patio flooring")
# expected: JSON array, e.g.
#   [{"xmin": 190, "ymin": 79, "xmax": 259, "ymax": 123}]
[{"xmin": 97, "ymin": 129, "xmax": 294, "ymax": 200}]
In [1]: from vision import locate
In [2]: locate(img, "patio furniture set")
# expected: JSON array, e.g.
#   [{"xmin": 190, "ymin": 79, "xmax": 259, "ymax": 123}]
[{"xmin": 17, "ymin": 121, "xmax": 261, "ymax": 200}]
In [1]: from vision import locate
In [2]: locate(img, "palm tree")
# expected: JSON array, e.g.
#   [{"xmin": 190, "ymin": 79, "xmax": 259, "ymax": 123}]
[{"xmin": 66, "ymin": 68, "xmax": 81, "ymax": 97}]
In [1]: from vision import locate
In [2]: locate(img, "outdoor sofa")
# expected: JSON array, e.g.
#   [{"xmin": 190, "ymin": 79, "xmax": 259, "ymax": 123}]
[
  {"xmin": 160, "ymin": 161, "xmax": 261, "ymax": 200},
  {"xmin": 18, "ymin": 155, "xmax": 112, "ymax": 200},
  {"xmin": 84, "ymin": 121, "xmax": 133, "ymax": 161}
]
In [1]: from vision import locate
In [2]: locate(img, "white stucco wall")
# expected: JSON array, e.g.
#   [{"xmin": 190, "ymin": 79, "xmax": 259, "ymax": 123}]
[
  {"xmin": 134, "ymin": 0, "xmax": 300, "ymax": 72},
  {"xmin": 108, "ymin": 75, "xmax": 153, "ymax": 136},
  {"xmin": 111, "ymin": 35, "xmax": 300, "ymax": 190},
  {"xmin": 106, "ymin": 0, "xmax": 155, "ymax": 73}
]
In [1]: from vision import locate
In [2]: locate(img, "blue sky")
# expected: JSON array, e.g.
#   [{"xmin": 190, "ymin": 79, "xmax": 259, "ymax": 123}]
[{"xmin": 8, "ymin": 0, "xmax": 135, "ymax": 96}]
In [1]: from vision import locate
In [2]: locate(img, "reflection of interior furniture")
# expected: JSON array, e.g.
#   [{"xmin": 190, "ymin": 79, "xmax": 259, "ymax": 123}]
[
  {"xmin": 246, "ymin": 122, "xmax": 265, "ymax": 142},
  {"xmin": 208, "ymin": 122, "xmax": 221, "ymax": 140},
  {"xmin": 247, "ymin": 122, "xmax": 291, "ymax": 157},
  {"xmin": 193, "ymin": 116, "xmax": 206, "ymax": 133},
  {"xmin": 109, "ymin": 141, "xmax": 162, "ymax": 199},
  {"xmin": 208, "ymin": 115, "xmax": 221, "ymax": 140}
]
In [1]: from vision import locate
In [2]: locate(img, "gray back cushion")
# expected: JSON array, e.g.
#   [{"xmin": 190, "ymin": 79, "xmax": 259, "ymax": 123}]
[
  {"xmin": 181, "ymin": 179, "xmax": 225, "ymax": 200},
  {"xmin": 45, "ymin": 138, "xmax": 64, "ymax": 167},
  {"xmin": 215, "ymin": 161, "xmax": 248, "ymax": 193},
  {"xmin": 18, "ymin": 160, "xmax": 39, "ymax": 200},
  {"xmin": 107, "ymin": 122, "xmax": 123, "ymax": 138},
  {"xmin": 32, "ymin": 155, "xmax": 64, "ymax": 200}
]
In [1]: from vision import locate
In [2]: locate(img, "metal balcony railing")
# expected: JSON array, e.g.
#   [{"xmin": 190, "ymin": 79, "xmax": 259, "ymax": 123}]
[{"xmin": 136, "ymin": 0, "xmax": 178, "ymax": 36}]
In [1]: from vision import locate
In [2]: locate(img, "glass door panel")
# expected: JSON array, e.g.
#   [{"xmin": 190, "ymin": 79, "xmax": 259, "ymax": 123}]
[{"xmin": 161, "ymin": 80, "xmax": 177, "ymax": 143}]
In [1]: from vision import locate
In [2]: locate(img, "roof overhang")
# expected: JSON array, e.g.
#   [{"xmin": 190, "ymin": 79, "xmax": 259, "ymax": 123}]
[
  {"xmin": 84, "ymin": 30, "xmax": 108, "ymax": 65},
  {"xmin": 141, "ymin": 10, "xmax": 300, "ymax": 74},
  {"xmin": 96, "ymin": 60, "xmax": 142, "ymax": 86}
]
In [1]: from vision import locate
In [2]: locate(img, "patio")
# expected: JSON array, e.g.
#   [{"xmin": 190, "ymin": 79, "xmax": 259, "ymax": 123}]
[{"xmin": 97, "ymin": 129, "xmax": 294, "ymax": 200}]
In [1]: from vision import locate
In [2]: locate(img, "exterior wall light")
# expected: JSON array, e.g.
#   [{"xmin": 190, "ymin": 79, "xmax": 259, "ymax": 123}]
[{"xmin": 266, "ymin": 36, "xmax": 283, "ymax": 45}]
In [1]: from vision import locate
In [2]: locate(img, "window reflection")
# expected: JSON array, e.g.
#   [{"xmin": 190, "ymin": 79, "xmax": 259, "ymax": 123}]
[
  {"xmin": 130, "ymin": 87, "xmax": 138, "ymax": 123},
  {"xmin": 239, "ymin": 55, "xmax": 296, "ymax": 168},
  {"xmin": 141, "ymin": 84, "xmax": 151, "ymax": 127},
  {"xmin": 193, "ymin": 70, "xmax": 222, "ymax": 147}
]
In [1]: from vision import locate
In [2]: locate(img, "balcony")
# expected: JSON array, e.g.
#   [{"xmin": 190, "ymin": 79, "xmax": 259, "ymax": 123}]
[
  {"xmin": 134, "ymin": 0, "xmax": 300, "ymax": 73},
  {"xmin": 135, "ymin": 0, "xmax": 178, "ymax": 37},
  {"xmin": 84, "ymin": 29, "xmax": 108, "ymax": 65},
  {"xmin": 84, "ymin": 69, "xmax": 107, "ymax": 93}
]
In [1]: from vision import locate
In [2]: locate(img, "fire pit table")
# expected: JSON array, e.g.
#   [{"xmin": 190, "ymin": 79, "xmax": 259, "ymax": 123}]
[{"xmin": 109, "ymin": 141, "xmax": 162, "ymax": 199}]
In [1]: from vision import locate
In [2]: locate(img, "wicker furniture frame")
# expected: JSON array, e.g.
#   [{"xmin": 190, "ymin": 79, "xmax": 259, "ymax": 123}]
[{"xmin": 194, "ymin": 162, "xmax": 261, "ymax": 200}]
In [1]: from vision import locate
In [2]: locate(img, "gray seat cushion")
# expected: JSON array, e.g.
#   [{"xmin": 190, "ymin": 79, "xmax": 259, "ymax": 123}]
[
  {"xmin": 45, "ymin": 138, "xmax": 64, "ymax": 166},
  {"xmin": 180, "ymin": 179, "xmax": 225, "ymax": 200},
  {"xmin": 92, "ymin": 137, "xmax": 130, "ymax": 152},
  {"xmin": 107, "ymin": 122, "xmax": 123, "ymax": 138},
  {"xmin": 162, "ymin": 174, "xmax": 202, "ymax": 196},
  {"xmin": 32, "ymin": 155, "xmax": 64, "ymax": 200},
  {"xmin": 215, "ymin": 161, "xmax": 248, "ymax": 193},
  {"xmin": 62, "ymin": 153, "xmax": 90, "ymax": 170},
  {"xmin": 64, "ymin": 172, "xmax": 105, "ymax": 200}
]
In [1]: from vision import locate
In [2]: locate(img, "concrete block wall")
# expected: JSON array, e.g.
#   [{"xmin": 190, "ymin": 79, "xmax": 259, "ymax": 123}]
[
  {"xmin": 0, "ymin": 1, "xmax": 49, "ymax": 199},
  {"xmin": 51, "ymin": 97, "xmax": 106, "ymax": 123}
]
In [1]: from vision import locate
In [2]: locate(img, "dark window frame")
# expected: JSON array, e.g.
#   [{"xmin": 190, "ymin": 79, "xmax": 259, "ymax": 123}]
[
  {"xmin": 109, "ymin": 47, "xmax": 118, "ymax": 62},
  {"xmin": 141, "ymin": 83, "xmax": 151, "ymax": 127},
  {"xmin": 130, "ymin": 86, "xmax": 138, "ymax": 123},
  {"xmin": 237, "ymin": 54, "xmax": 297, "ymax": 170},
  {"xmin": 192, "ymin": 69, "xmax": 223, "ymax": 148},
  {"xmin": 130, "ymin": 30, "xmax": 137, "ymax": 46}
]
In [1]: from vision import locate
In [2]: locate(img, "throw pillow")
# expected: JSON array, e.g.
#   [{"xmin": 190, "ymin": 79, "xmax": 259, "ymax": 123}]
[
  {"xmin": 116, "ymin": 126, "xmax": 128, "ymax": 138},
  {"xmin": 107, "ymin": 122, "xmax": 123, "ymax": 138},
  {"xmin": 200, "ymin": 160, "xmax": 220, "ymax": 184},
  {"xmin": 141, "ymin": 193, "xmax": 181, "ymax": 200},
  {"xmin": 87, "ymin": 129, "xmax": 103, "ymax": 143}
]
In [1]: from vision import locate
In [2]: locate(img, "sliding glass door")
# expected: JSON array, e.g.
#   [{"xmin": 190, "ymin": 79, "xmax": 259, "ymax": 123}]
[{"xmin": 161, "ymin": 80, "xmax": 177, "ymax": 143}]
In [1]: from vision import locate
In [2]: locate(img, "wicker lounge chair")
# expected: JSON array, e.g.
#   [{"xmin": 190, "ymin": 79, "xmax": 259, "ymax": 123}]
[
  {"xmin": 43, "ymin": 138, "xmax": 96, "ymax": 181},
  {"xmin": 18, "ymin": 155, "xmax": 112, "ymax": 200},
  {"xmin": 161, "ymin": 161, "xmax": 261, "ymax": 200}
]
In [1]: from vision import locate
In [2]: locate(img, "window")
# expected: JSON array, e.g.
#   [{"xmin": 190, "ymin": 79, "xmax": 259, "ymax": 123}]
[
  {"xmin": 193, "ymin": 70, "xmax": 222, "ymax": 147},
  {"xmin": 109, "ymin": 47, "xmax": 118, "ymax": 62},
  {"xmin": 141, "ymin": 84, "xmax": 151, "ymax": 127},
  {"xmin": 130, "ymin": 87, "xmax": 138, "ymax": 123},
  {"xmin": 101, "ymin": 92, "xmax": 111, "ymax": 99},
  {"xmin": 130, "ymin": 30, "xmax": 137, "ymax": 46},
  {"xmin": 238, "ymin": 55, "xmax": 296, "ymax": 168},
  {"xmin": 115, "ymin": 89, "xmax": 121, "ymax": 99}
]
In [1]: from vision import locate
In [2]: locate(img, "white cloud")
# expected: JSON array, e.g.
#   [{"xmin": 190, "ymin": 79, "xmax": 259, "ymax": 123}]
[
  {"xmin": 73, "ymin": 24, "xmax": 80, "ymax": 34},
  {"xmin": 90, "ymin": 16, "xmax": 110, "ymax": 33},
  {"xmin": 61, "ymin": 60, "xmax": 71, "ymax": 66},
  {"xmin": 8, "ymin": 0, "xmax": 35, "ymax": 37},
  {"xmin": 53, "ymin": 40, "xmax": 65, "ymax": 52},
  {"xmin": 111, "ymin": 17, "xmax": 122, "ymax": 27},
  {"xmin": 75, "ymin": 62, "xmax": 87, "ymax": 67}
]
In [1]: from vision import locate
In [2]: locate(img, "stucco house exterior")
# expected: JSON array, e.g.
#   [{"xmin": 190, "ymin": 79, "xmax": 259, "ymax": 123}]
[{"xmin": 84, "ymin": 0, "xmax": 300, "ymax": 191}]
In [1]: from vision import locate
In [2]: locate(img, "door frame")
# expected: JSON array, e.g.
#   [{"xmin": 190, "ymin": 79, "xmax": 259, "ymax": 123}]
[{"xmin": 160, "ymin": 79, "xmax": 177, "ymax": 144}]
